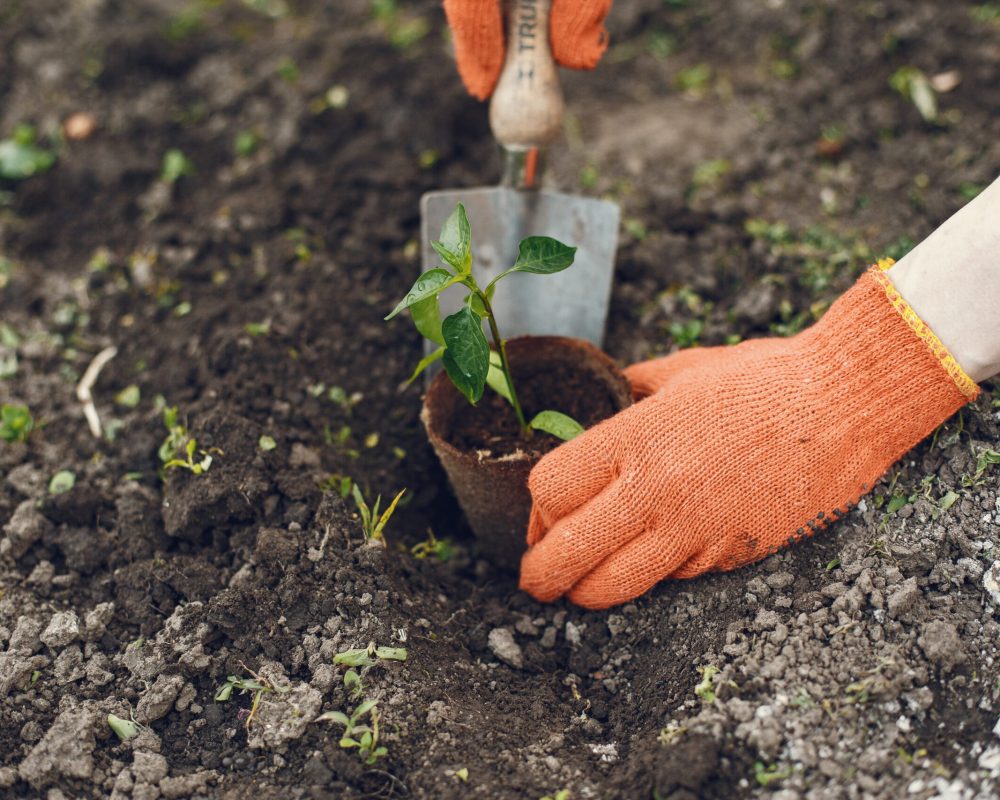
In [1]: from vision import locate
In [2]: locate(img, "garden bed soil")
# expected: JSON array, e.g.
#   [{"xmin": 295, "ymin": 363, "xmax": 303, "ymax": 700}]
[{"xmin": 2, "ymin": 1, "xmax": 1000, "ymax": 799}]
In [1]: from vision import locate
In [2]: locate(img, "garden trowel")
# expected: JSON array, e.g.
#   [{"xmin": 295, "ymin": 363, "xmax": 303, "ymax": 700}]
[{"xmin": 420, "ymin": 0, "xmax": 620, "ymax": 366}]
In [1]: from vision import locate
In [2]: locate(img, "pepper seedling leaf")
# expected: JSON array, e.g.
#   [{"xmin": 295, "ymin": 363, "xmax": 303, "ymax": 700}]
[
  {"xmin": 442, "ymin": 307, "xmax": 489, "ymax": 404},
  {"xmin": 432, "ymin": 203, "xmax": 472, "ymax": 274},
  {"xmin": 385, "ymin": 269, "xmax": 456, "ymax": 320},
  {"xmin": 486, "ymin": 351, "xmax": 512, "ymax": 404},
  {"xmin": 317, "ymin": 710, "xmax": 351, "ymax": 725},
  {"xmin": 487, "ymin": 236, "xmax": 577, "ymax": 290},
  {"xmin": 529, "ymin": 410, "xmax": 584, "ymax": 441},
  {"xmin": 410, "ymin": 296, "xmax": 444, "ymax": 345},
  {"xmin": 405, "ymin": 347, "xmax": 444, "ymax": 385}
]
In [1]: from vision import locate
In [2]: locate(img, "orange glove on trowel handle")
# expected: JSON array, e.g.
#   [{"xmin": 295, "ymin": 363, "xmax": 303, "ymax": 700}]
[
  {"xmin": 444, "ymin": 0, "xmax": 614, "ymax": 99},
  {"xmin": 520, "ymin": 263, "xmax": 980, "ymax": 609}
]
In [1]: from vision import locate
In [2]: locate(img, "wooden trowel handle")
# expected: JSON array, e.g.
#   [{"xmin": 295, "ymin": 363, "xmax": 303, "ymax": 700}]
[{"xmin": 489, "ymin": 0, "xmax": 565, "ymax": 153}]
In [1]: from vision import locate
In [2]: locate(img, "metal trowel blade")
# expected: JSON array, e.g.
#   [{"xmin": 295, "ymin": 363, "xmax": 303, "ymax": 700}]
[{"xmin": 420, "ymin": 187, "xmax": 620, "ymax": 351}]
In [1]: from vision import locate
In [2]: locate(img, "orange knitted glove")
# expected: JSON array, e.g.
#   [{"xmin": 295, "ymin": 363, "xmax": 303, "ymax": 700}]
[
  {"xmin": 443, "ymin": 0, "xmax": 613, "ymax": 100},
  {"xmin": 519, "ymin": 265, "xmax": 980, "ymax": 609}
]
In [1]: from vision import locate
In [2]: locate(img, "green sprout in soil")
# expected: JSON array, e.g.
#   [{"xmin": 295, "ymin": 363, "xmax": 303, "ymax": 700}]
[
  {"xmin": 317, "ymin": 673, "xmax": 388, "ymax": 765},
  {"xmin": 159, "ymin": 406, "xmax": 217, "ymax": 476},
  {"xmin": 333, "ymin": 643, "xmax": 408, "ymax": 670},
  {"xmin": 963, "ymin": 448, "xmax": 1000, "ymax": 487},
  {"xmin": 410, "ymin": 529, "xmax": 455, "ymax": 562},
  {"xmin": 694, "ymin": 665, "xmax": 719, "ymax": 703},
  {"xmin": 215, "ymin": 667, "xmax": 291, "ymax": 732},
  {"xmin": 753, "ymin": 761, "xmax": 792, "ymax": 787},
  {"xmin": 48, "ymin": 470, "xmax": 76, "ymax": 495},
  {"xmin": 386, "ymin": 203, "xmax": 583, "ymax": 442},
  {"xmin": 0, "ymin": 403, "xmax": 34, "ymax": 443},
  {"xmin": 540, "ymin": 790, "xmax": 571, "ymax": 800},
  {"xmin": 351, "ymin": 484, "xmax": 405, "ymax": 543},
  {"xmin": 0, "ymin": 124, "xmax": 55, "ymax": 181},
  {"xmin": 161, "ymin": 148, "xmax": 194, "ymax": 183},
  {"xmin": 107, "ymin": 712, "xmax": 145, "ymax": 743},
  {"xmin": 889, "ymin": 66, "xmax": 937, "ymax": 122}
]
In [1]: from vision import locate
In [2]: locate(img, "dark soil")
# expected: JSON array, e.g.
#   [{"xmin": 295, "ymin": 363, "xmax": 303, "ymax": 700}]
[{"xmin": 2, "ymin": 0, "xmax": 999, "ymax": 798}]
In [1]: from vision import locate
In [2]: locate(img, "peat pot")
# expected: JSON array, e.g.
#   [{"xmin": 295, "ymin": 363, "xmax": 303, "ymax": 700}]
[{"xmin": 421, "ymin": 336, "xmax": 632, "ymax": 570}]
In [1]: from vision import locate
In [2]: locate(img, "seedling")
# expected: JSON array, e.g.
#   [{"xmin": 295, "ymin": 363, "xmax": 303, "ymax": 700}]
[
  {"xmin": 107, "ymin": 712, "xmax": 145, "ymax": 742},
  {"xmin": 158, "ymin": 406, "xmax": 218, "ymax": 476},
  {"xmin": 410, "ymin": 529, "xmax": 455, "ymax": 562},
  {"xmin": 753, "ymin": 761, "xmax": 792, "ymax": 787},
  {"xmin": 48, "ymin": 470, "xmax": 76, "ymax": 495},
  {"xmin": 963, "ymin": 448, "xmax": 1000, "ymax": 487},
  {"xmin": 386, "ymin": 203, "xmax": 583, "ymax": 442},
  {"xmin": 161, "ymin": 149, "xmax": 194, "ymax": 183},
  {"xmin": 215, "ymin": 667, "xmax": 290, "ymax": 732},
  {"xmin": 317, "ymin": 689, "xmax": 388, "ymax": 765},
  {"xmin": 0, "ymin": 124, "xmax": 55, "ymax": 181},
  {"xmin": 0, "ymin": 403, "xmax": 34, "ymax": 443},
  {"xmin": 333, "ymin": 643, "xmax": 408, "ymax": 670},
  {"xmin": 351, "ymin": 484, "xmax": 405, "ymax": 542},
  {"xmin": 694, "ymin": 665, "xmax": 719, "ymax": 703}
]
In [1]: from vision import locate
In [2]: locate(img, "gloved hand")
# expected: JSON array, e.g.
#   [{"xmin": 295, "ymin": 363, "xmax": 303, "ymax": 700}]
[
  {"xmin": 443, "ymin": 0, "xmax": 614, "ymax": 100},
  {"xmin": 519, "ymin": 265, "xmax": 979, "ymax": 609}
]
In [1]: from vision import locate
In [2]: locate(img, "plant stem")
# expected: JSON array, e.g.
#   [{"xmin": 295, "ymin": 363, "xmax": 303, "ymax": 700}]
[{"xmin": 476, "ymin": 289, "xmax": 532, "ymax": 439}]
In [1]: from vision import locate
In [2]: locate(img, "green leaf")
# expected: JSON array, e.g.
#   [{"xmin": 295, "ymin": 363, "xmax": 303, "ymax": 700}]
[
  {"xmin": 385, "ymin": 269, "xmax": 455, "ymax": 320},
  {"xmin": 114, "ymin": 384, "xmax": 141, "ymax": 408},
  {"xmin": 939, "ymin": 490, "xmax": 959, "ymax": 510},
  {"xmin": 433, "ymin": 203, "xmax": 472, "ymax": 273},
  {"xmin": 886, "ymin": 493, "xmax": 907, "ymax": 514},
  {"xmin": 511, "ymin": 236, "xmax": 577, "ymax": 274},
  {"xmin": 529, "ymin": 410, "xmax": 584, "ymax": 441},
  {"xmin": 48, "ymin": 470, "xmax": 76, "ymax": 495},
  {"xmin": 215, "ymin": 683, "xmax": 233, "ymax": 702},
  {"xmin": 405, "ymin": 347, "xmax": 444, "ymax": 385},
  {"xmin": 486, "ymin": 351, "xmax": 512, "ymax": 404},
  {"xmin": 258, "ymin": 434, "xmax": 277, "ymax": 451},
  {"xmin": 373, "ymin": 646, "xmax": 407, "ymax": 661},
  {"xmin": 317, "ymin": 710, "xmax": 351, "ymax": 726},
  {"xmin": 355, "ymin": 699, "xmax": 378, "ymax": 718},
  {"xmin": 410, "ymin": 296, "xmax": 444, "ymax": 345},
  {"xmin": 441, "ymin": 307, "xmax": 489, "ymax": 404},
  {"xmin": 334, "ymin": 647, "xmax": 375, "ymax": 668},
  {"xmin": 0, "ymin": 126, "xmax": 55, "ymax": 181},
  {"xmin": 107, "ymin": 713, "xmax": 140, "ymax": 742}
]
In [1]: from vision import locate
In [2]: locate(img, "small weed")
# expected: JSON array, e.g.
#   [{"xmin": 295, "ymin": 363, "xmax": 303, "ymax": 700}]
[
  {"xmin": 1, "ymin": 403, "xmax": 34, "ymax": 443},
  {"xmin": 159, "ymin": 406, "xmax": 217, "ymax": 476},
  {"xmin": 889, "ymin": 66, "xmax": 937, "ymax": 122},
  {"xmin": 258, "ymin": 434, "xmax": 277, "ymax": 452},
  {"xmin": 48, "ymin": 470, "xmax": 76, "ymax": 495},
  {"xmin": 371, "ymin": 0, "xmax": 429, "ymax": 51},
  {"xmin": 657, "ymin": 722, "xmax": 687, "ymax": 745},
  {"xmin": 317, "ymin": 689, "xmax": 388, "ymax": 765},
  {"xmin": 319, "ymin": 473, "xmax": 354, "ymax": 498},
  {"xmin": 245, "ymin": 321, "xmax": 270, "ymax": 336},
  {"xmin": 333, "ymin": 643, "xmax": 408, "ymax": 670},
  {"xmin": 216, "ymin": 666, "xmax": 291, "ymax": 732},
  {"xmin": 668, "ymin": 319, "xmax": 703, "ymax": 349},
  {"xmin": 453, "ymin": 767, "xmax": 469, "ymax": 782},
  {"xmin": 115, "ymin": 384, "xmax": 141, "ymax": 408},
  {"xmin": 695, "ymin": 665, "xmax": 719, "ymax": 703},
  {"xmin": 161, "ymin": 149, "xmax": 194, "ymax": 183},
  {"xmin": 410, "ymin": 529, "xmax": 455, "ymax": 562},
  {"xmin": 790, "ymin": 688, "xmax": 815, "ymax": 708},
  {"xmin": 234, "ymin": 130, "xmax": 260, "ymax": 157},
  {"xmin": 107, "ymin": 712, "xmax": 145, "ymax": 742},
  {"xmin": 674, "ymin": 64, "xmax": 713, "ymax": 94},
  {"xmin": 970, "ymin": 3, "xmax": 1000, "ymax": 24},
  {"xmin": 753, "ymin": 761, "xmax": 792, "ymax": 787},
  {"xmin": 540, "ymin": 791, "xmax": 571, "ymax": 800},
  {"xmin": 963, "ymin": 448, "xmax": 1000, "ymax": 487},
  {"xmin": 276, "ymin": 57, "xmax": 300, "ymax": 83},
  {"xmin": 0, "ymin": 124, "xmax": 55, "ymax": 181},
  {"xmin": 351, "ymin": 484, "xmax": 406, "ymax": 542}
]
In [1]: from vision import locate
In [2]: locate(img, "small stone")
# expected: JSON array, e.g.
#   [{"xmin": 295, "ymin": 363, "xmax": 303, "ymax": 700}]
[
  {"xmin": 83, "ymin": 603, "xmax": 115, "ymax": 640},
  {"xmin": 40, "ymin": 612, "xmax": 81, "ymax": 649},
  {"xmin": 487, "ymin": 628, "xmax": 523, "ymax": 669},
  {"xmin": 539, "ymin": 627, "xmax": 557, "ymax": 649},
  {"xmin": 159, "ymin": 770, "xmax": 216, "ymax": 799},
  {"xmin": 984, "ymin": 561, "xmax": 1000, "ymax": 606},
  {"xmin": 131, "ymin": 752, "xmax": 168, "ymax": 784},
  {"xmin": 887, "ymin": 577, "xmax": 920, "ymax": 621},
  {"xmin": 18, "ymin": 706, "xmax": 98, "ymax": 788},
  {"xmin": 820, "ymin": 582, "xmax": 848, "ymax": 599},
  {"xmin": 765, "ymin": 571, "xmax": 795, "ymax": 590},
  {"xmin": 3, "ymin": 500, "xmax": 53, "ymax": 559},
  {"xmin": 246, "ymin": 683, "xmax": 322, "ymax": 750},
  {"xmin": 753, "ymin": 609, "xmax": 780, "ymax": 631},
  {"xmin": 136, "ymin": 674, "xmax": 185, "ymax": 723},
  {"xmin": 564, "ymin": 621, "xmax": 583, "ymax": 647},
  {"xmin": 918, "ymin": 620, "xmax": 967, "ymax": 671}
]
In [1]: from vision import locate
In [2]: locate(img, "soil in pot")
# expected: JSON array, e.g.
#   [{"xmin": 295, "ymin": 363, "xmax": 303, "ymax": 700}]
[{"xmin": 422, "ymin": 336, "xmax": 632, "ymax": 568}]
